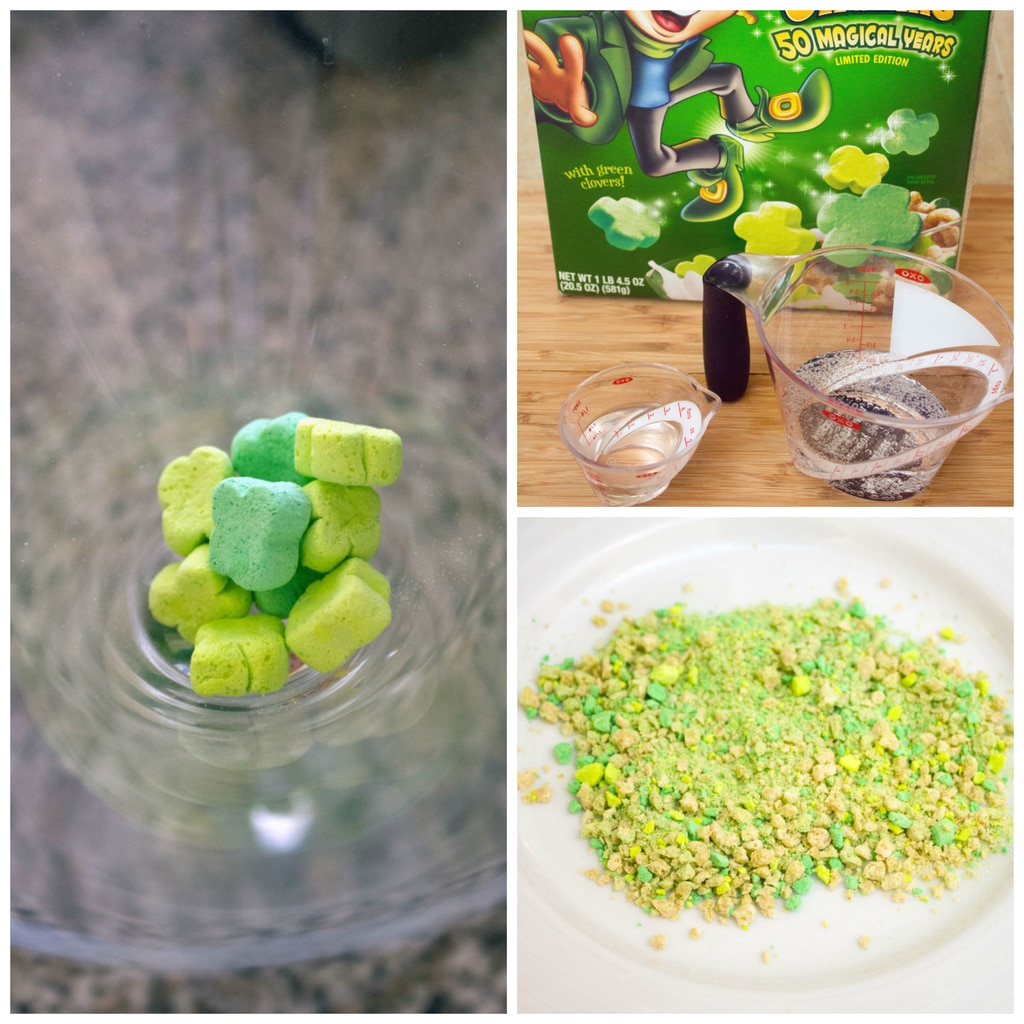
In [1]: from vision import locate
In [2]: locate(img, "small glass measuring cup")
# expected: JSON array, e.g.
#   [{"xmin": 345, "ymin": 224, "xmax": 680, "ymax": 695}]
[
  {"xmin": 702, "ymin": 246, "xmax": 1013, "ymax": 501},
  {"xmin": 558, "ymin": 362, "xmax": 721, "ymax": 506}
]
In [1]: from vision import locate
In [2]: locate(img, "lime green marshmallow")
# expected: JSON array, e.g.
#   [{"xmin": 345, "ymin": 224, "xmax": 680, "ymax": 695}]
[
  {"xmin": 190, "ymin": 614, "xmax": 291, "ymax": 696},
  {"xmin": 285, "ymin": 563, "xmax": 392, "ymax": 673},
  {"xmin": 294, "ymin": 417, "xmax": 402, "ymax": 487},
  {"xmin": 157, "ymin": 446, "xmax": 234, "ymax": 556},
  {"xmin": 300, "ymin": 480, "xmax": 381, "ymax": 573},
  {"xmin": 147, "ymin": 543, "xmax": 252, "ymax": 643},
  {"xmin": 333, "ymin": 556, "xmax": 391, "ymax": 601}
]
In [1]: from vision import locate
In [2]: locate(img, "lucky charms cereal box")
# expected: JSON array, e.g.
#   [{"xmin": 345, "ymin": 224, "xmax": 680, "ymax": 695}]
[{"xmin": 522, "ymin": 10, "xmax": 992, "ymax": 299}]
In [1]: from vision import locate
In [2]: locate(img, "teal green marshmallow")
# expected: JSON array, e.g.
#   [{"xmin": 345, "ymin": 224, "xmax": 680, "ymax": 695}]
[
  {"xmin": 209, "ymin": 477, "xmax": 312, "ymax": 591},
  {"xmin": 254, "ymin": 564, "xmax": 323, "ymax": 618},
  {"xmin": 231, "ymin": 412, "xmax": 312, "ymax": 485}
]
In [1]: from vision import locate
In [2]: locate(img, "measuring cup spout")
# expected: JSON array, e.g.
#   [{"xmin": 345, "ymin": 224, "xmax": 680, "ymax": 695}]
[{"xmin": 702, "ymin": 253, "xmax": 792, "ymax": 402}]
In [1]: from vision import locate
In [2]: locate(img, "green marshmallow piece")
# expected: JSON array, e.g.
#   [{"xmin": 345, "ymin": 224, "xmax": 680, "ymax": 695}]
[
  {"xmin": 587, "ymin": 196, "xmax": 660, "ymax": 251},
  {"xmin": 230, "ymin": 411, "xmax": 313, "ymax": 485},
  {"xmin": 817, "ymin": 183, "xmax": 921, "ymax": 254},
  {"xmin": 293, "ymin": 417, "xmax": 402, "ymax": 487},
  {"xmin": 334, "ymin": 556, "xmax": 391, "ymax": 601},
  {"xmin": 209, "ymin": 477, "xmax": 312, "ymax": 591},
  {"xmin": 147, "ymin": 543, "xmax": 253, "ymax": 643},
  {"xmin": 285, "ymin": 564, "xmax": 392, "ymax": 673},
  {"xmin": 253, "ymin": 564, "xmax": 323, "ymax": 618},
  {"xmin": 300, "ymin": 480, "xmax": 382, "ymax": 573},
  {"xmin": 157, "ymin": 446, "xmax": 234, "ymax": 557},
  {"xmin": 190, "ymin": 614, "xmax": 290, "ymax": 696},
  {"xmin": 930, "ymin": 819, "xmax": 957, "ymax": 847}
]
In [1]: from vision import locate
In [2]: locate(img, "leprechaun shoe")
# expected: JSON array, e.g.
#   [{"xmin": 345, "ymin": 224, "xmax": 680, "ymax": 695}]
[
  {"xmin": 682, "ymin": 135, "xmax": 745, "ymax": 222},
  {"xmin": 729, "ymin": 67, "xmax": 832, "ymax": 143}
]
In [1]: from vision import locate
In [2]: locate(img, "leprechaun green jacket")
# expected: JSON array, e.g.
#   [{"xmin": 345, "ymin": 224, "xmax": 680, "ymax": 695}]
[{"xmin": 528, "ymin": 11, "xmax": 715, "ymax": 145}]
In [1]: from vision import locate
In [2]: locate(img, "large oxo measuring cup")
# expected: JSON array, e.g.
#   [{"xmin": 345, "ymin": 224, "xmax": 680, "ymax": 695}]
[{"xmin": 702, "ymin": 246, "xmax": 1013, "ymax": 500}]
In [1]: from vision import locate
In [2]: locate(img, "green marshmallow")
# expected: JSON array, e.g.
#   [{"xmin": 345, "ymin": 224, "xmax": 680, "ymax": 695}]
[
  {"xmin": 190, "ymin": 614, "xmax": 291, "ymax": 696},
  {"xmin": 209, "ymin": 477, "xmax": 312, "ymax": 592},
  {"xmin": 299, "ymin": 480, "xmax": 381, "ymax": 573},
  {"xmin": 147, "ymin": 543, "xmax": 253, "ymax": 643},
  {"xmin": 253, "ymin": 564, "xmax": 323, "ymax": 618},
  {"xmin": 230, "ymin": 412, "xmax": 313, "ymax": 486},
  {"xmin": 587, "ymin": 196, "xmax": 660, "ymax": 251},
  {"xmin": 285, "ymin": 564, "xmax": 392, "ymax": 673},
  {"xmin": 293, "ymin": 417, "xmax": 402, "ymax": 488},
  {"xmin": 157, "ymin": 446, "xmax": 234, "ymax": 557},
  {"xmin": 334, "ymin": 556, "xmax": 391, "ymax": 602},
  {"xmin": 930, "ymin": 819, "xmax": 957, "ymax": 848},
  {"xmin": 817, "ymin": 182, "xmax": 921, "ymax": 254}
]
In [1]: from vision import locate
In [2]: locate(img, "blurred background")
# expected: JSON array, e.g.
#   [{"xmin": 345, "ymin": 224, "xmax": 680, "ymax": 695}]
[{"xmin": 11, "ymin": 10, "xmax": 506, "ymax": 1013}]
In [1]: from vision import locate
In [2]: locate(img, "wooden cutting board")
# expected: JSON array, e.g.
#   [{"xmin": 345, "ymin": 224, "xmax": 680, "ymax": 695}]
[{"xmin": 517, "ymin": 181, "xmax": 1013, "ymax": 507}]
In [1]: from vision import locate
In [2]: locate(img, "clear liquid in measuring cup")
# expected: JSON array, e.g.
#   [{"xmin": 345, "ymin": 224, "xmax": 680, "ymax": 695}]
[
  {"xmin": 581, "ymin": 407, "xmax": 689, "ymax": 504},
  {"xmin": 588, "ymin": 408, "xmax": 687, "ymax": 467},
  {"xmin": 788, "ymin": 350, "xmax": 950, "ymax": 501}
]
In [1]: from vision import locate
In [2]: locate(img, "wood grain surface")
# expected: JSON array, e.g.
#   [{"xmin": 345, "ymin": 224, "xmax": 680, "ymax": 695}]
[{"xmin": 517, "ymin": 181, "xmax": 1013, "ymax": 507}]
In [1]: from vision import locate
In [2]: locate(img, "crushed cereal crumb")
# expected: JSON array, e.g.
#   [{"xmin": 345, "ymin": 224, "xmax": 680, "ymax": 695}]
[
  {"xmin": 650, "ymin": 933, "xmax": 667, "ymax": 950},
  {"xmin": 522, "ymin": 784, "xmax": 552, "ymax": 804},
  {"xmin": 522, "ymin": 596, "xmax": 1013, "ymax": 929}
]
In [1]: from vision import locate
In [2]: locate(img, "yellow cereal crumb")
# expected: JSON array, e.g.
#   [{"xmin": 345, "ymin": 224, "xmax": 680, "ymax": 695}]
[
  {"xmin": 836, "ymin": 577, "xmax": 849, "ymax": 596},
  {"xmin": 591, "ymin": 615, "xmax": 607, "ymax": 627},
  {"xmin": 600, "ymin": 600, "xmax": 615, "ymax": 613},
  {"xmin": 618, "ymin": 601, "xmax": 629, "ymax": 610},
  {"xmin": 879, "ymin": 577, "xmax": 891, "ymax": 588},
  {"xmin": 822, "ymin": 920, "xmax": 829, "ymax": 928},
  {"xmin": 650, "ymin": 933, "xmax": 667, "ymax": 950},
  {"xmin": 761, "ymin": 949, "xmax": 772, "ymax": 964},
  {"xmin": 689, "ymin": 927, "xmax": 702, "ymax": 940},
  {"xmin": 683, "ymin": 583, "xmax": 694, "ymax": 593},
  {"xmin": 858, "ymin": 934, "xmax": 871, "ymax": 950},
  {"xmin": 516, "ymin": 769, "xmax": 537, "ymax": 791}
]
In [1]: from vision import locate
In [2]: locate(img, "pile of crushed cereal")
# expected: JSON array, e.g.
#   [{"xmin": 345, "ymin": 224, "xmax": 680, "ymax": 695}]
[{"xmin": 521, "ymin": 595, "xmax": 1013, "ymax": 928}]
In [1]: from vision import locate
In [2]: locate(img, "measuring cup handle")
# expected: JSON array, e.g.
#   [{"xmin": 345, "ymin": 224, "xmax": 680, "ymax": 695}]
[{"xmin": 702, "ymin": 256, "xmax": 752, "ymax": 402}]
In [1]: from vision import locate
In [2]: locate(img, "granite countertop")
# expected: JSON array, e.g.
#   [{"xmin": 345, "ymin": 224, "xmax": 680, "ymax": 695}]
[
  {"xmin": 11, "ymin": 913, "xmax": 506, "ymax": 1014},
  {"xmin": 11, "ymin": 10, "xmax": 506, "ymax": 1013}
]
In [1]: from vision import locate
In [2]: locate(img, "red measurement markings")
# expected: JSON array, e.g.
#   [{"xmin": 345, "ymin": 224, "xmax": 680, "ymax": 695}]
[{"xmin": 822, "ymin": 407, "xmax": 861, "ymax": 430}]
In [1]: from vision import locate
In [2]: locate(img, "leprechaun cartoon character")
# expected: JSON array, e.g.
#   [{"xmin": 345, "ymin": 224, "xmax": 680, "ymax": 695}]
[{"xmin": 524, "ymin": 11, "xmax": 832, "ymax": 221}]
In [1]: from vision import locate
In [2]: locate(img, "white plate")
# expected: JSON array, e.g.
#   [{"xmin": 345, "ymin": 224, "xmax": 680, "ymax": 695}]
[{"xmin": 517, "ymin": 516, "xmax": 1013, "ymax": 1013}]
